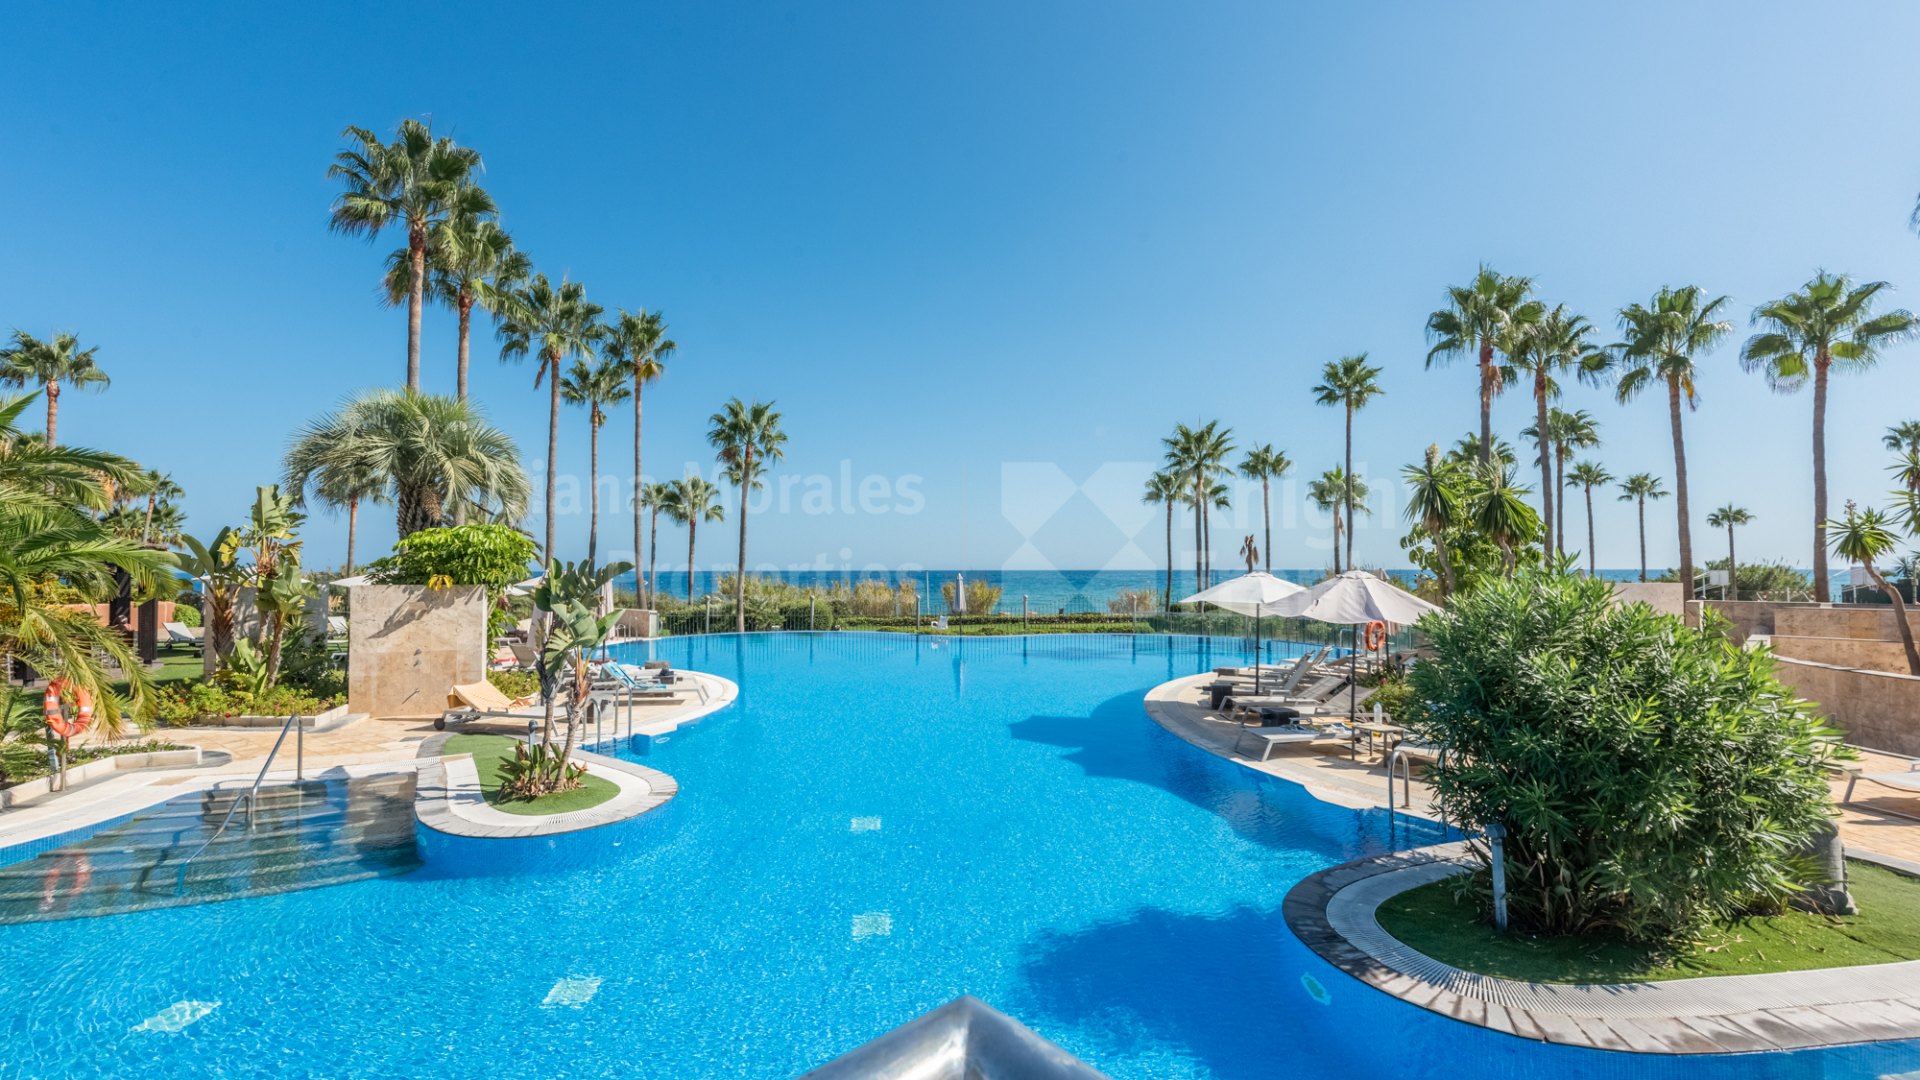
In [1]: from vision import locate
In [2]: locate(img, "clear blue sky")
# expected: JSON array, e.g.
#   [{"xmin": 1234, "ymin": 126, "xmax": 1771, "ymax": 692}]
[{"xmin": 6, "ymin": 2, "xmax": 1920, "ymax": 578}]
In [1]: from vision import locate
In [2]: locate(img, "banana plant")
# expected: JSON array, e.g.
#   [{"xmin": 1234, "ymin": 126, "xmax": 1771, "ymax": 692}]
[
  {"xmin": 521, "ymin": 558, "xmax": 633, "ymax": 794},
  {"xmin": 178, "ymin": 527, "xmax": 244, "ymax": 663}
]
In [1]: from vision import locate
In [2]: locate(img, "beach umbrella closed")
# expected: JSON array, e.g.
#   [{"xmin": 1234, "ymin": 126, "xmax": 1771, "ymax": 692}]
[
  {"xmin": 1269, "ymin": 570, "xmax": 1442, "ymax": 719},
  {"xmin": 953, "ymin": 573, "xmax": 967, "ymax": 615},
  {"xmin": 1179, "ymin": 572, "xmax": 1307, "ymax": 692}
]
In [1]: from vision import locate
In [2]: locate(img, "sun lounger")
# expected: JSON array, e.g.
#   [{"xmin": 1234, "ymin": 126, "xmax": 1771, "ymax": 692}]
[
  {"xmin": 438, "ymin": 680, "xmax": 545, "ymax": 731},
  {"xmin": 326, "ymin": 615, "xmax": 348, "ymax": 640},
  {"xmin": 1842, "ymin": 762, "xmax": 1920, "ymax": 816},
  {"xmin": 1236, "ymin": 722, "xmax": 1355, "ymax": 762},
  {"xmin": 162, "ymin": 622, "xmax": 204, "ymax": 652}
]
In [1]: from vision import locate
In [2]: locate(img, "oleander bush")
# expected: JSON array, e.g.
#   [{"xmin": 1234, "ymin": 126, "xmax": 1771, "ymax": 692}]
[{"xmin": 1407, "ymin": 569, "xmax": 1846, "ymax": 943}]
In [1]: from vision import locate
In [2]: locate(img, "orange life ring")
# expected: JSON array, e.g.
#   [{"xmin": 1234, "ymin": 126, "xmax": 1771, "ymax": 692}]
[
  {"xmin": 1364, "ymin": 621, "xmax": 1389, "ymax": 652},
  {"xmin": 43, "ymin": 678, "xmax": 93, "ymax": 739}
]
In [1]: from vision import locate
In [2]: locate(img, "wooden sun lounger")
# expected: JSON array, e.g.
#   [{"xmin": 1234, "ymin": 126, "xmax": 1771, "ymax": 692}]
[
  {"xmin": 437, "ymin": 680, "xmax": 544, "ymax": 731},
  {"xmin": 1842, "ymin": 763, "xmax": 1920, "ymax": 818}
]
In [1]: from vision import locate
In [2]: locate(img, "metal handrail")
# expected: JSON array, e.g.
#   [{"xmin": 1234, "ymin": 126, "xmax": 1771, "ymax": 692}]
[{"xmin": 171, "ymin": 713, "xmax": 304, "ymax": 890}]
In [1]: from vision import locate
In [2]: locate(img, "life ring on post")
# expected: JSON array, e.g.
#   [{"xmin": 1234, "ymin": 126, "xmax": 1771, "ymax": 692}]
[
  {"xmin": 43, "ymin": 678, "xmax": 94, "ymax": 739},
  {"xmin": 1363, "ymin": 621, "xmax": 1389, "ymax": 652}
]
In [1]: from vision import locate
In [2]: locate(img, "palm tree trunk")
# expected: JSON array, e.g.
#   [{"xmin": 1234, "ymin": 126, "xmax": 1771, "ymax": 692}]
[
  {"xmin": 1727, "ymin": 524, "xmax": 1737, "ymax": 602},
  {"xmin": 43, "ymin": 383, "xmax": 58, "ymax": 448},
  {"xmin": 1202, "ymin": 500, "xmax": 1211, "ymax": 587},
  {"xmin": 1554, "ymin": 447, "xmax": 1568, "ymax": 558},
  {"xmin": 587, "ymin": 418, "xmax": 601, "ymax": 566},
  {"xmin": 1344, "ymin": 404, "xmax": 1355, "ymax": 569},
  {"xmin": 1583, "ymin": 486, "xmax": 1596, "ymax": 576},
  {"xmin": 406, "ymin": 229, "xmax": 426, "ymax": 392},
  {"xmin": 1637, "ymin": 497, "xmax": 1648, "ymax": 582},
  {"xmin": 1535, "ymin": 374, "xmax": 1554, "ymax": 570},
  {"xmin": 1261, "ymin": 479, "xmax": 1271, "ymax": 573},
  {"xmin": 456, "ymin": 292, "xmax": 473, "ymax": 402},
  {"xmin": 346, "ymin": 497, "xmax": 359, "ymax": 575},
  {"xmin": 1667, "ymin": 376, "xmax": 1694, "ymax": 599},
  {"xmin": 544, "ymin": 354, "xmax": 560, "ymax": 564},
  {"xmin": 1332, "ymin": 513, "xmax": 1343, "ymax": 574},
  {"xmin": 1812, "ymin": 357, "xmax": 1831, "ymax": 602},
  {"xmin": 144, "ymin": 493, "xmax": 156, "ymax": 543},
  {"xmin": 1868, "ymin": 564, "xmax": 1920, "ymax": 675},
  {"xmin": 633, "ymin": 376, "xmax": 645, "ymax": 609},
  {"xmin": 648, "ymin": 506, "xmax": 661, "ymax": 614},
  {"xmin": 1163, "ymin": 501, "xmax": 1173, "ymax": 611},
  {"xmin": 735, "ymin": 450, "xmax": 751, "ymax": 633},
  {"xmin": 1431, "ymin": 528, "xmax": 1454, "ymax": 597},
  {"xmin": 686, "ymin": 519, "xmax": 697, "ymax": 602},
  {"xmin": 1192, "ymin": 472, "xmax": 1204, "ymax": 600},
  {"xmin": 1477, "ymin": 339, "xmax": 1494, "ymax": 468}
]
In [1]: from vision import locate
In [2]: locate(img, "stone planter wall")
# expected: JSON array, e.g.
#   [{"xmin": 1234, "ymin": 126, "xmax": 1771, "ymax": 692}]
[
  {"xmin": 347, "ymin": 584, "xmax": 488, "ymax": 719},
  {"xmin": 0, "ymin": 748, "xmax": 203, "ymax": 808}
]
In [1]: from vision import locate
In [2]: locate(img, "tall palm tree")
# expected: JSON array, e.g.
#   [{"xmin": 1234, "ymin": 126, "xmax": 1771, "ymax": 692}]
[
  {"xmin": 1706, "ymin": 504, "xmax": 1753, "ymax": 601},
  {"xmin": 558, "ymin": 357, "xmax": 633, "ymax": 567},
  {"xmin": 1617, "ymin": 473, "xmax": 1668, "ymax": 582},
  {"xmin": 1611, "ymin": 285, "xmax": 1731, "ymax": 599},
  {"xmin": 1308, "ymin": 466, "xmax": 1369, "ymax": 574},
  {"xmin": 1565, "ymin": 461, "xmax": 1613, "ymax": 575},
  {"xmin": 1470, "ymin": 464, "xmax": 1538, "ymax": 574},
  {"xmin": 662, "ymin": 476, "xmax": 724, "ymax": 602},
  {"xmin": 1502, "ymin": 306, "xmax": 1605, "ymax": 567},
  {"xmin": 497, "ymin": 274, "xmax": 604, "ymax": 562},
  {"xmin": 1142, "ymin": 470, "xmax": 1184, "ymax": 610},
  {"xmin": 1162, "ymin": 421, "xmax": 1234, "ymax": 589},
  {"xmin": 1425, "ymin": 267, "xmax": 1542, "ymax": 467},
  {"xmin": 329, "ymin": 119, "xmax": 490, "ymax": 390},
  {"xmin": 127, "ymin": 468, "xmax": 184, "ymax": 544},
  {"xmin": 603, "ymin": 309, "xmax": 676, "ymax": 578},
  {"xmin": 1237, "ymin": 444, "xmax": 1291, "ymax": 573},
  {"xmin": 0, "ymin": 332, "xmax": 110, "ymax": 447},
  {"xmin": 1829, "ymin": 501, "xmax": 1920, "ymax": 675},
  {"xmin": 1521, "ymin": 407, "xmax": 1601, "ymax": 557},
  {"xmin": 1743, "ymin": 273, "xmax": 1919, "ymax": 602},
  {"xmin": 707, "ymin": 399, "xmax": 787, "ymax": 632},
  {"xmin": 1311, "ymin": 355, "xmax": 1385, "ymax": 568},
  {"xmin": 1884, "ymin": 420, "xmax": 1920, "ymax": 455},
  {"xmin": 639, "ymin": 480, "xmax": 674, "ymax": 611},
  {"xmin": 1402, "ymin": 444, "xmax": 1464, "ymax": 597},
  {"xmin": 383, "ymin": 208, "xmax": 528, "ymax": 402},
  {"xmin": 283, "ymin": 389, "xmax": 529, "ymax": 539}
]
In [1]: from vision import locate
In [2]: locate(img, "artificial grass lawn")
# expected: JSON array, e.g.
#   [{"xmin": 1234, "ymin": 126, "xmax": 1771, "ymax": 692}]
[
  {"xmin": 1376, "ymin": 861, "xmax": 1920, "ymax": 983},
  {"xmin": 442, "ymin": 733, "xmax": 619, "ymax": 816}
]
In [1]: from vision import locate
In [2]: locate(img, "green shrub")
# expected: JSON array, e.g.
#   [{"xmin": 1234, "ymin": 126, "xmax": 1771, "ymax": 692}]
[
  {"xmin": 152, "ymin": 680, "xmax": 344, "ymax": 725},
  {"xmin": 488, "ymin": 669, "xmax": 540, "ymax": 699},
  {"xmin": 172, "ymin": 603, "xmax": 202, "ymax": 628},
  {"xmin": 364, "ymin": 524, "xmax": 538, "ymax": 642},
  {"xmin": 1408, "ymin": 569, "xmax": 1846, "ymax": 943}
]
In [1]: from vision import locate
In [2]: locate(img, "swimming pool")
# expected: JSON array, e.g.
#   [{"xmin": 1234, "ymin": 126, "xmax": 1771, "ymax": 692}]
[{"xmin": 2, "ymin": 633, "xmax": 1916, "ymax": 1078}]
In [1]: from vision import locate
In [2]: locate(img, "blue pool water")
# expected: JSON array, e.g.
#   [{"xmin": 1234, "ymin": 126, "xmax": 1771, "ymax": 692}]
[{"xmin": 1, "ymin": 633, "xmax": 1916, "ymax": 1079}]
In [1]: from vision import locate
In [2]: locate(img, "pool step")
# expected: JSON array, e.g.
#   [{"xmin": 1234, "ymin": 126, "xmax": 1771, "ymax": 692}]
[{"xmin": 0, "ymin": 774, "xmax": 421, "ymax": 925}]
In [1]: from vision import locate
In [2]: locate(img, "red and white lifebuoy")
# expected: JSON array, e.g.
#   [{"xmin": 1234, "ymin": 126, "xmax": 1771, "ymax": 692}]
[
  {"xmin": 1363, "ymin": 621, "xmax": 1389, "ymax": 652},
  {"xmin": 43, "ymin": 678, "xmax": 93, "ymax": 739}
]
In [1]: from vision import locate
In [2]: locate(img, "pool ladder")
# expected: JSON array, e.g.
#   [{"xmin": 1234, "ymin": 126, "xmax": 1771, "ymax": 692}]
[{"xmin": 169, "ymin": 712, "xmax": 304, "ymax": 894}]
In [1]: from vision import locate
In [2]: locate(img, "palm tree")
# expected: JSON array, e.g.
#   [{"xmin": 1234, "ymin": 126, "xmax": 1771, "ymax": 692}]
[
  {"xmin": 383, "ymin": 208, "xmax": 528, "ymax": 402},
  {"xmin": 281, "ymin": 445, "xmax": 386, "ymax": 574},
  {"xmin": 662, "ymin": 476, "xmax": 724, "ymax": 602},
  {"xmin": 329, "ymin": 119, "xmax": 489, "ymax": 390},
  {"xmin": 1162, "ymin": 421, "xmax": 1234, "ymax": 589},
  {"xmin": 1311, "ymin": 355, "xmax": 1385, "ymax": 568},
  {"xmin": 1451, "ymin": 431, "xmax": 1517, "ymax": 469},
  {"xmin": 1611, "ymin": 285, "xmax": 1732, "ymax": 599},
  {"xmin": 1308, "ymin": 466, "xmax": 1369, "ymax": 574},
  {"xmin": 0, "ymin": 332, "xmax": 110, "ymax": 447},
  {"xmin": 603, "ymin": 309, "xmax": 676, "ymax": 580},
  {"xmin": 707, "ymin": 399, "xmax": 787, "ymax": 632},
  {"xmin": 1830, "ymin": 501, "xmax": 1920, "ymax": 675},
  {"xmin": 1402, "ymin": 444, "xmax": 1464, "ymax": 597},
  {"xmin": 497, "ymin": 274, "xmax": 605, "ymax": 562},
  {"xmin": 1617, "ymin": 473, "xmax": 1668, "ymax": 582},
  {"xmin": 1237, "ymin": 444, "xmax": 1291, "ymax": 573},
  {"xmin": 1471, "ymin": 464, "xmax": 1538, "ymax": 574},
  {"xmin": 1565, "ymin": 461, "xmax": 1613, "ymax": 575},
  {"xmin": 283, "ymin": 389, "xmax": 529, "ymax": 539},
  {"xmin": 1425, "ymin": 267, "xmax": 1542, "ymax": 467},
  {"xmin": 1521, "ymin": 407, "xmax": 1601, "ymax": 557},
  {"xmin": 639, "ymin": 480, "xmax": 674, "ymax": 611},
  {"xmin": 127, "ymin": 468, "xmax": 184, "ymax": 544},
  {"xmin": 559, "ymin": 357, "xmax": 633, "ymax": 566},
  {"xmin": 1884, "ymin": 421, "xmax": 1920, "ymax": 456},
  {"xmin": 1743, "ymin": 273, "xmax": 1919, "ymax": 602},
  {"xmin": 1502, "ymin": 306, "xmax": 1606, "ymax": 567},
  {"xmin": 1706, "ymin": 504, "xmax": 1753, "ymax": 601},
  {"xmin": 1142, "ymin": 470, "xmax": 1184, "ymax": 610}
]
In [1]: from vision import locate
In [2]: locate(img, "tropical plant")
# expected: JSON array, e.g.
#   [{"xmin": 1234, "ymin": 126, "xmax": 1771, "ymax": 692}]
[
  {"xmin": 1743, "ymin": 273, "xmax": 1918, "ymax": 602},
  {"xmin": 1841, "ymin": 502, "xmax": 1920, "ymax": 675},
  {"xmin": 284, "ymin": 390, "xmax": 529, "ymax": 540},
  {"xmin": 1401, "ymin": 445, "xmax": 1464, "ymax": 598},
  {"xmin": 1142, "ymin": 470, "xmax": 1185, "ymax": 610},
  {"xmin": 511, "ymin": 559, "xmax": 632, "ymax": 796},
  {"xmin": 1564, "ymin": 460, "xmax": 1613, "ymax": 575},
  {"xmin": 1705, "ymin": 504, "xmax": 1753, "ymax": 601},
  {"xmin": 1467, "ymin": 464, "xmax": 1537, "ymax": 573},
  {"xmin": 381, "ymin": 196, "xmax": 526, "ymax": 403},
  {"xmin": 1502, "ymin": 306, "xmax": 1605, "ymax": 566},
  {"xmin": 0, "ymin": 331, "xmax": 110, "ymax": 447},
  {"xmin": 329, "ymin": 118, "xmax": 490, "ymax": 389},
  {"xmin": 559, "ymin": 356, "xmax": 633, "ymax": 566},
  {"xmin": 1408, "ymin": 569, "xmax": 1847, "ymax": 942},
  {"xmin": 603, "ymin": 308, "xmax": 676, "ymax": 584},
  {"xmin": 178, "ymin": 529, "xmax": 243, "ymax": 663},
  {"xmin": 1884, "ymin": 421, "xmax": 1920, "ymax": 456},
  {"xmin": 1617, "ymin": 473, "xmax": 1668, "ymax": 582},
  {"xmin": 497, "ymin": 274, "xmax": 605, "ymax": 560},
  {"xmin": 707, "ymin": 399, "xmax": 787, "ymax": 633},
  {"xmin": 638, "ymin": 480, "xmax": 674, "ymax": 612},
  {"xmin": 1238, "ymin": 444, "xmax": 1291, "ymax": 574},
  {"xmin": 280, "ymin": 436, "xmax": 386, "ymax": 575},
  {"xmin": 133, "ymin": 469, "xmax": 183, "ymax": 545},
  {"xmin": 1311, "ymin": 355, "xmax": 1384, "ymax": 568},
  {"xmin": 1163, "ymin": 421, "xmax": 1234, "ymax": 589},
  {"xmin": 1609, "ymin": 285, "xmax": 1732, "ymax": 599},
  {"xmin": 1522, "ymin": 407, "xmax": 1600, "ymax": 558},
  {"xmin": 0, "ymin": 393, "xmax": 137, "ymax": 511},
  {"xmin": 662, "ymin": 476, "xmax": 724, "ymax": 601},
  {"xmin": 1425, "ymin": 267, "xmax": 1542, "ymax": 467},
  {"xmin": 364, "ymin": 523, "xmax": 539, "ymax": 643},
  {"xmin": 1308, "ymin": 466, "xmax": 1369, "ymax": 574}
]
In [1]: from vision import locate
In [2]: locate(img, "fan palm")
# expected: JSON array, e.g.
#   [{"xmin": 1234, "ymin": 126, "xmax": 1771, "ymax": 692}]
[
  {"xmin": 603, "ymin": 309, "xmax": 676, "ymax": 581},
  {"xmin": 1142, "ymin": 470, "xmax": 1185, "ymax": 610},
  {"xmin": 1237, "ymin": 444, "xmax": 1291, "ymax": 574},
  {"xmin": 1743, "ymin": 273, "xmax": 1919, "ymax": 602},
  {"xmin": 0, "ymin": 393, "xmax": 137, "ymax": 514},
  {"xmin": 133, "ymin": 469, "xmax": 183, "ymax": 545},
  {"xmin": 707, "ymin": 400, "xmax": 787, "ymax": 632},
  {"xmin": 383, "ymin": 206, "xmax": 528, "ymax": 402},
  {"xmin": 1829, "ymin": 501, "xmax": 1920, "ymax": 675},
  {"xmin": 1884, "ymin": 421, "xmax": 1920, "ymax": 456},
  {"xmin": 1564, "ymin": 461, "xmax": 1613, "ymax": 575},
  {"xmin": 559, "ymin": 357, "xmax": 633, "ymax": 566},
  {"xmin": 0, "ymin": 331, "xmax": 110, "ymax": 448},
  {"xmin": 1425, "ymin": 267, "xmax": 1542, "ymax": 467},
  {"xmin": 1521, "ymin": 407, "xmax": 1601, "ymax": 557},
  {"xmin": 1402, "ymin": 444, "xmax": 1464, "ymax": 597},
  {"xmin": 1706, "ymin": 504, "xmax": 1753, "ymax": 601},
  {"xmin": 1470, "ymin": 465, "xmax": 1538, "ymax": 574},
  {"xmin": 497, "ymin": 274, "xmax": 605, "ymax": 561},
  {"xmin": 283, "ymin": 390, "xmax": 529, "ymax": 540},
  {"xmin": 662, "ymin": 476, "xmax": 724, "ymax": 601},
  {"xmin": 1617, "ymin": 473, "xmax": 1668, "ymax": 582},
  {"xmin": 280, "ymin": 436, "xmax": 387, "ymax": 575},
  {"xmin": 1308, "ymin": 466, "xmax": 1369, "ymax": 574},
  {"xmin": 1504, "ymin": 309, "xmax": 1605, "ymax": 566},
  {"xmin": 638, "ymin": 480, "xmax": 674, "ymax": 611},
  {"xmin": 1162, "ymin": 421, "xmax": 1234, "ymax": 589},
  {"xmin": 1311, "ymin": 354, "xmax": 1384, "ymax": 568},
  {"xmin": 329, "ymin": 119, "xmax": 490, "ymax": 390}
]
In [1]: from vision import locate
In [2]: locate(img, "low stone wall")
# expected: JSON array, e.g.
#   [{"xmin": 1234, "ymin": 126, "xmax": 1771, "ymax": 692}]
[
  {"xmin": 1611, "ymin": 581, "xmax": 1685, "ymax": 618},
  {"xmin": 1702, "ymin": 599, "xmax": 1920, "ymax": 647},
  {"xmin": 348, "ymin": 584, "xmax": 488, "ymax": 719},
  {"xmin": 1769, "ymin": 652, "xmax": 1920, "ymax": 756},
  {"xmin": 1772, "ymin": 635, "xmax": 1916, "ymax": 675}
]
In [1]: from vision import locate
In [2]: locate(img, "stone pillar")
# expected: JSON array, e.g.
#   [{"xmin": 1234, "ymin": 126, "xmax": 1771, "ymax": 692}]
[{"xmin": 347, "ymin": 584, "xmax": 489, "ymax": 719}]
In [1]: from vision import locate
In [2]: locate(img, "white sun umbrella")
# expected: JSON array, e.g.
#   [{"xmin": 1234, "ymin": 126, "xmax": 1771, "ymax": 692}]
[
  {"xmin": 508, "ymin": 573, "xmax": 543, "ymax": 597},
  {"xmin": 327, "ymin": 574, "xmax": 370, "ymax": 589},
  {"xmin": 953, "ymin": 572, "xmax": 967, "ymax": 615},
  {"xmin": 1269, "ymin": 570, "xmax": 1442, "ymax": 719},
  {"xmin": 1179, "ymin": 571, "xmax": 1306, "ymax": 693}
]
